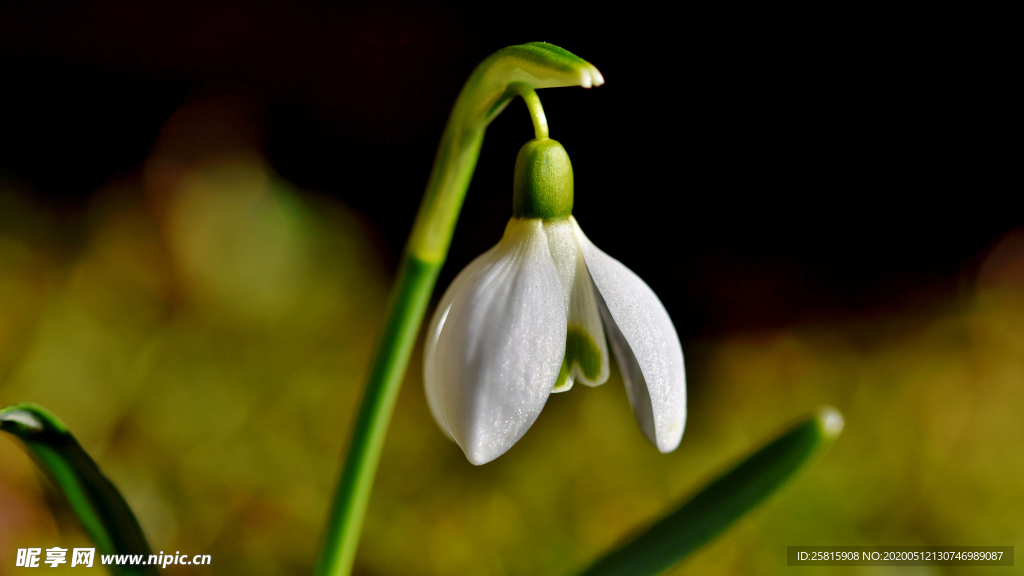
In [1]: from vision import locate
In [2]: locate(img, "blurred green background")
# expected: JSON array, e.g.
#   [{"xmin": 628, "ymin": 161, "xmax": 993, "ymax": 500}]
[{"xmin": 1, "ymin": 3, "xmax": 1020, "ymax": 575}]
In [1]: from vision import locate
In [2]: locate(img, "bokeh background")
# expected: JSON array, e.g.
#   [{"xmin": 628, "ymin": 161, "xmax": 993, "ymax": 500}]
[{"xmin": 1, "ymin": 3, "xmax": 1020, "ymax": 575}]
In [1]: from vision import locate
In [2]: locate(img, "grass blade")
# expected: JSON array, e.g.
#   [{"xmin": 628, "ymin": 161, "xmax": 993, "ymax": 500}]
[
  {"xmin": 578, "ymin": 407, "xmax": 844, "ymax": 576},
  {"xmin": 1, "ymin": 403, "xmax": 156, "ymax": 575}
]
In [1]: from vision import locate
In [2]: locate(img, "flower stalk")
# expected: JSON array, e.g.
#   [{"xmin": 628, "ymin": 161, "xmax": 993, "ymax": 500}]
[
  {"xmin": 510, "ymin": 82, "xmax": 549, "ymax": 140},
  {"xmin": 314, "ymin": 43, "xmax": 603, "ymax": 576}
]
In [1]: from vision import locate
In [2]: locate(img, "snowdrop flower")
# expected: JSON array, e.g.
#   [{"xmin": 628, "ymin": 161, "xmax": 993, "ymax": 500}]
[{"xmin": 423, "ymin": 138, "xmax": 686, "ymax": 465}]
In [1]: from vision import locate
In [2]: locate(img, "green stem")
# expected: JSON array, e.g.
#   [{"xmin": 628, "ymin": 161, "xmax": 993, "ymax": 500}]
[
  {"xmin": 314, "ymin": 42, "xmax": 603, "ymax": 576},
  {"xmin": 510, "ymin": 82, "xmax": 549, "ymax": 140}
]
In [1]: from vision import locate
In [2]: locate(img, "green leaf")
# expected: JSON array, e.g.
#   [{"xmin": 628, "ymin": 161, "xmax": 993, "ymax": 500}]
[
  {"xmin": 1, "ymin": 403, "xmax": 156, "ymax": 575},
  {"xmin": 577, "ymin": 407, "xmax": 844, "ymax": 576}
]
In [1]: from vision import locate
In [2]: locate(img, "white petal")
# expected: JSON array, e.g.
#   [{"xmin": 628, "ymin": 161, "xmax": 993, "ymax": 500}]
[
  {"xmin": 423, "ymin": 246, "xmax": 498, "ymax": 441},
  {"xmin": 544, "ymin": 218, "xmax": 610, "ymax": 390},
  {"xmin": 434, "ymin": 218, "xmax": 567, "ymax": 465},
  {"xmin": 572, "ymin": 217, "xmax": 686, "ymax": 453}
]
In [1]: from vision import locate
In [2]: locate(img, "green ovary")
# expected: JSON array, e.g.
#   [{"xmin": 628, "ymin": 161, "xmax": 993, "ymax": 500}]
[{"xmin": 552, "ymin": 325, "xmax": 602, "ymax": 391}]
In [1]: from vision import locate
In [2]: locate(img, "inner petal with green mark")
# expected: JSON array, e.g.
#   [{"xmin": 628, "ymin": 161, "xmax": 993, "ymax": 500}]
[
  {"xmin": 542, "ymin": 217, "xmax": 610, "ymax": 393},
  {"xmin": 552, "ymin": 324, "xmax": 605, "ymax": 392}
]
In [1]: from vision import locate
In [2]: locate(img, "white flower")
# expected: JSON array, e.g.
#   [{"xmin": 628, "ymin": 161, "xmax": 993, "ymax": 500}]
[{"xmin": 423, "ymin": 215, "xmax": 687, "ymax": 465}]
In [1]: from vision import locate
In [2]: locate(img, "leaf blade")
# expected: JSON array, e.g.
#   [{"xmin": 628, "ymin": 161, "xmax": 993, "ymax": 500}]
[
  {"xmin": 1, "ymin": 403, "xmax": 156, "ymax": 575},
  {"xmin": 578, "ymin": 407, "xmax": 844, "ymax": 576}
]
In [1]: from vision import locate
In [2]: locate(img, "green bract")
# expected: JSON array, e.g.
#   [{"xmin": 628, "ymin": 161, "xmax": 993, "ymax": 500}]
[{"xmin": 407, "ymin": 43, "xmax": 603, "ymax": 263}]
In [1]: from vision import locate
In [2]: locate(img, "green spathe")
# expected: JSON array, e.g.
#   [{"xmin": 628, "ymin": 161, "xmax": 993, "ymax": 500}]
[{"xmin": 513, "ymin": 138, "xmax": 574, "ymax": 220}]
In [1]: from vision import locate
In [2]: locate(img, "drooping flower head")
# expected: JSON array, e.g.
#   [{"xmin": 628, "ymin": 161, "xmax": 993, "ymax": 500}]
[{"xmin": 424, "ymin": 135, "xmax": 686, "ymax": 465}]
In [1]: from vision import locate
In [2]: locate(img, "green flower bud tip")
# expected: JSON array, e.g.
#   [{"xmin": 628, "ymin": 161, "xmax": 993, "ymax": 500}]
[{"xmin": 513, "ymin": 138, "xmax": 574, "ymax": 220}]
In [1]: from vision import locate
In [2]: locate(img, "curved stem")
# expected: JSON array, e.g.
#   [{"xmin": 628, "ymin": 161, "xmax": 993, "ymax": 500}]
[
  {"xmin": 510, "ymin": 82, "xmax": 549, "ymax": 140},
  {"xmin": 314, "ymin": 43, "xmax": 602, "ymax": 576}
]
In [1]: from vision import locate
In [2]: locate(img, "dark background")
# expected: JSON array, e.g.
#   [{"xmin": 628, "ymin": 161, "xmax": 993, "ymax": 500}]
[
  {"xmin": 1, "ymin": 1, "xmax": 1014, "ymax": 338},
  {"xmin": 1, "ymin": 6, "xmax": 1021, "ymax": 576}
]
